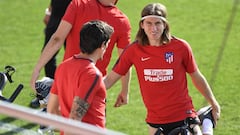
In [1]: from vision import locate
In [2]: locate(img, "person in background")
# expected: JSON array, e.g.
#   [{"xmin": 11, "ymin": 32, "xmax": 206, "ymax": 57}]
[
  {"xmin": 30, "ymin": 0, "xmax": 132, "ymax": 102},
  {"xmin": 30, "ymin": 1, "xmax": 71, "ymax": 134},
  {"xmin": 30, "ymin": 0, "xmax": 71, "ymax": 108},
  {"xmin": 47, "ymin": 20, "xmax": 114, "ymax": 135},
  {"xmin": 104, "ymin": 3, "xmax": 220, "ymax": 135}
]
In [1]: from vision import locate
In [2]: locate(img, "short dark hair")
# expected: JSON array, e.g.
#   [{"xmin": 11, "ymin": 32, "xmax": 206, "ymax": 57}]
[{"xmin": 80, "ymin": 20, "xmax": 114, "ymax": 54}]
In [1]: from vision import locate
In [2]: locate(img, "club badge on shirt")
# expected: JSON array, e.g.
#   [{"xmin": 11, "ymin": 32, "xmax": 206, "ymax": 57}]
[{"xmin": 165, "ymin": 52, "xmax": 174, "ymax": 64}]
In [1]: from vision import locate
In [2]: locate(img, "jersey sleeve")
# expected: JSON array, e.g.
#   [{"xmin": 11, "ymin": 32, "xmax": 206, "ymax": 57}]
[
  {"xmin": 112, "ymin": 45, "xmax": 133, "ymax": 75},
  {"xmin": 62, "ymin": 0, "xmax": 80, "ymax": 25},
  {"xmin": 50, "ymin": 64, "xmax": 61, "ymax": 95},
  {"xmin": 76, "ymin": 70, "xmax": 102, "ymax": 104},
  {"xmin": 116, "ymin": 16, "xmax": 131, "ymax": 49},
  {"xmin": 50, "ymin": 80, "xmax": 58, "ymax": 95},
  {"xmin": 182, "ymin": 40, "xmax": 198, "ymax": 73}
]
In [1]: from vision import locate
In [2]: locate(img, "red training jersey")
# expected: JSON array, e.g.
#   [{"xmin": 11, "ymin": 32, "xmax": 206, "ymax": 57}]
[
  {"xmin": 113, "ymin": 37, "xmax": 198, "ymax": 124},
  {"xmin": 62, "ymin": 0, "xmax": 131, "ymax": 75},
  {"xmin": 51, "ymin": 55, "xmax": 106, "ymax": 132}
]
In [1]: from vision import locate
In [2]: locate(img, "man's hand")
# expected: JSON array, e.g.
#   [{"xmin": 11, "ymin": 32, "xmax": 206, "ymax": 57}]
[
  {"xmin": 30, "ymin": 68, "xmax": 41, "ymax": 92},
  {"xmin": 114, "ymin": 91, "xmax": 129, "ymax": 107},
  {"xmin": 211, "ymin": 102, "xmax": 221, "ymax": 126}
]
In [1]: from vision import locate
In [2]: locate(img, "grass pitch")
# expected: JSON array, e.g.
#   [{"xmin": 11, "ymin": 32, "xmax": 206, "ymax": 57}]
[{"xmin": 0, "ymin": 0, "xmax": 240, "ymax": 134}]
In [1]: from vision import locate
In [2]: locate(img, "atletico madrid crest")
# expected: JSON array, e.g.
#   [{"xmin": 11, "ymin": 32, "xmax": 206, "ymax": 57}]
[{"xmin": 165, "ymin": 52, "xmax": 174, "ymax": 64}]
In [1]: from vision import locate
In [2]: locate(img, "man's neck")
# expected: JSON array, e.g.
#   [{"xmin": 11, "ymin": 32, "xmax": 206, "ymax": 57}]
[
  {"xmin": 75, "ymin": 53, "xmax": 97, "ymax": 64},
  {"xmin": 98, "ymin": 0, "xmax": 115, "ymax": 6}
]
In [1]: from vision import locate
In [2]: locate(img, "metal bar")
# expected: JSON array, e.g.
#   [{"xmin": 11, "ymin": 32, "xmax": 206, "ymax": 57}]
[{"xmin": 0, "ymin": 101, "xmax": 125, "ymax": 135}]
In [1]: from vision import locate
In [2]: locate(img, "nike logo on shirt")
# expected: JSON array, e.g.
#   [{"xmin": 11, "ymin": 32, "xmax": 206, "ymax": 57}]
[{"xmin": 141, "ymin": 57, "xmax": 150, "ymax": 61}]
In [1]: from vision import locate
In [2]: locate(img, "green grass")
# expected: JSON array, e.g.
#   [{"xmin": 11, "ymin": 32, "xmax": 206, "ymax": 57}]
[{"xmin": 0, "ymin": 0, "xmax": 240, "ymax": 134}]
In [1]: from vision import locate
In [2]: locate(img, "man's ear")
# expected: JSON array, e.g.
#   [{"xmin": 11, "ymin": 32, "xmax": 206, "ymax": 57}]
[
  {"xmin": 140, "ymin": 21, "xmax": 144, "ymax": 29},
  {"xmin": 100, "ymin": 43, "xmax": 106, "ymax": 50}
]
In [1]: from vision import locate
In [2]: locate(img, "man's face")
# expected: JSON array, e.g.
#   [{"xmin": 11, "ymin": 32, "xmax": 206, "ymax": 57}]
[{"xmin": 141, "ymin": 17, "xmax": 165, "ymax": 42}]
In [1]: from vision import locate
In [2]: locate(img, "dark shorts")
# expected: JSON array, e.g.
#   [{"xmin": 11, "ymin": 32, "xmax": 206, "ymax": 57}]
[{"xmin": 147, "ymin": 117, "xmax": 200, "ymax": 135}]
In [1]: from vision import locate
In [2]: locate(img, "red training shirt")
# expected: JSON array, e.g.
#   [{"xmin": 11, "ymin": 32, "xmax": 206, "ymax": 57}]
[
  {"xmin": 62, "ymin": 0, "xmax": 131, "ymax": 75},
  {"xmin": 113, "ymin": 37, "xmax": 198, "ymax": 124},
  {"xmin": 51, "ymin": 56, "xmax": 106, "ymax": 133}
]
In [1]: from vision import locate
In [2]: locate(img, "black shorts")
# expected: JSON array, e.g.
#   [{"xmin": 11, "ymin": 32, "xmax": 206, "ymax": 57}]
[
  {"xmin": 148, "ymin": 120, "xmax": 185, "ymax": 134},
  {"xmin": 147, "ymin": 117, "xmax": 200, "ymax": 135}
]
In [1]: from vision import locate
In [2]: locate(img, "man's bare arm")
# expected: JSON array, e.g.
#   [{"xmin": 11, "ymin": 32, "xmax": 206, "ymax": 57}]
[
  {"xmin": 30, "ymin": 20, "xmax": 72, "ymax": 91},
  {"xmin": 69, "ymin": 96, "xmax": 90, "ymax": 121}
]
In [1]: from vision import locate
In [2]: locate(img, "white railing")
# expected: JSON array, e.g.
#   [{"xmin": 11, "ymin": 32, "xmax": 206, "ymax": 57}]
[{"xmin": 0, "ymin": 101, "xmax": 125, "ymax": 135}]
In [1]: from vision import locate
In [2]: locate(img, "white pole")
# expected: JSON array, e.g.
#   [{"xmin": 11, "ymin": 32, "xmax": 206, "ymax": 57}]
[{"xmin": 0, "ymin": 101, "xmax": 125, "ymax": 135}]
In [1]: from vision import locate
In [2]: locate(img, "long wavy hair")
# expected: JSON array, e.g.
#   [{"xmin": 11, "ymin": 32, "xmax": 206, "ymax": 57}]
[{"xmin": 135, "ymin": 3, "xmax": 171, "ymax": 46}]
